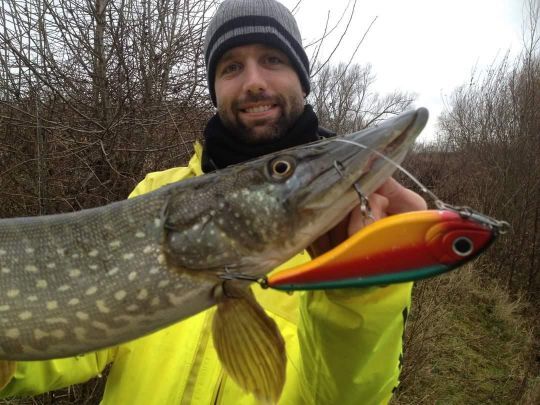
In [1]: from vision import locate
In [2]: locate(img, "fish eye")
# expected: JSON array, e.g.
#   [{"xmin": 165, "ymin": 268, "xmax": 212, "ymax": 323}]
[
  {"xmin": 269, "ymin": 157, "xmax": 295, "ymax": 180},
  {"xmin": 452, "ymin": 237, "xmax": 474, "ymax": 256}
]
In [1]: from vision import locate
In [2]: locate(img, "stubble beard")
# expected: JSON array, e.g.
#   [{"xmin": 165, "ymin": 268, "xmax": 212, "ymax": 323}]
[{"xmin": 219, "ymin": 93, "xmax": 305, "ymax": 144}]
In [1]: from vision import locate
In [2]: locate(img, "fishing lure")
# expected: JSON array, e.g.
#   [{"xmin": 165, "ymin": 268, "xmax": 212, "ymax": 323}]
[{"xmin": 264, "ymin": 207, "xmax": 506, "ymax": 291}]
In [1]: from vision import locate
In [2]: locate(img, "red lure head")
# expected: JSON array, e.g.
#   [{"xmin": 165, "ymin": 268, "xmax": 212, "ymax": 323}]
[{"xmin": 425, "ymin": 211, "xmax": 496, "ymax": 265}]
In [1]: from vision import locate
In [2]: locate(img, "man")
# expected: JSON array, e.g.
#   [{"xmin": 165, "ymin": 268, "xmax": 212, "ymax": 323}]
[{"xmin": 0, "ymin": 0, "xmax": 426, "ymax": 403}]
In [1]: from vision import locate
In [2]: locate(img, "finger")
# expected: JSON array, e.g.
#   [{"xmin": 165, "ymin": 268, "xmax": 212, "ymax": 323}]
[
  {"xmin": 368, "ymin": 193, "xmax": 390, "ymax": 220},
  {"xmin": 375, "ymin": 178, "xmax": 427, "ymax": 214}
]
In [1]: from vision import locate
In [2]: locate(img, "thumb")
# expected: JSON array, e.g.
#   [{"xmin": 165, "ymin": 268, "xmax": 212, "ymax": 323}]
[
  {"xmin": 0, "ymin": 360, "xmax": 16, "ymax": 390},
  {"xmin": 375, "ymin": 178, "xmax": 427, "ymax": 214}
]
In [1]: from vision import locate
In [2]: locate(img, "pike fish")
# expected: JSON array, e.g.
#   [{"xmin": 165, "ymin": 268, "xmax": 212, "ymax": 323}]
[{"xmin": 0, "ymin": 108, "xmax": 428, "ymax": 401}]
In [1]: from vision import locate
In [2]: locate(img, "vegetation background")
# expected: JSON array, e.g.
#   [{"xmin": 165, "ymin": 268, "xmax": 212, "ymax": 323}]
[{"xmin": 0, "ymin": 0, "xmax": 538, "ymax": 403}]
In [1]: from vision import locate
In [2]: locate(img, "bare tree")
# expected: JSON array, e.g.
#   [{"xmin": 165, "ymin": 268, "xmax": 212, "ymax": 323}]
[
  {"xmin": 0, "ymin": 0, "xmax": 216, "ymax": 216},
  {"xmin": 420, "ymin": 0, "xmax": 540, "ymax": 300},
  {"xmin": 310, "ymin": 62, "xmax": 415, "ymax": 133}
]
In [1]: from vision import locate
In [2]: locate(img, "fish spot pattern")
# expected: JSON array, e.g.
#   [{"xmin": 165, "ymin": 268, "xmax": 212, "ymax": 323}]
[
  {"xmin": 109, "ymin": 240, "xmax": 121, "ymax": 248},
  {"xmin": 76, "ymin": 311, "xmax": 89, "ymax": 321},
  {"xmin": 136, "ymin": 289, "xmax": 148, "ymax": 300},
  {"xmin": 7, "ymin": 289, "xmax": 19, "ymax": 298},
  {"xmin": 114, "ymin": 290, "xmax": 126, "ymax": 301},
  {"xmin": 19, "ymin": 311, "xmax": 32, "ymax": 320},
  {"xmin": 69, "ymin": 269, "xmax": 81, "ymax": 278},
  {"xmin": 5, "ymin": 328, "xmax": 20, "ymax": 339},
  {"xmin": 36, "ymin": 279, "xmax": 48, "ymax": 289},
  {"xmin": 46, "ymin": 317, "xmax": 68, "ymax": 325},
  {"xmin": 91, "ymin": 321, "xmax": 109, "ymax": 331},
  {"xmin": 46, "ymin": 301, "xmax": 58, "ymax": 310},
  {"xmin": 74, "ymin": 327, "xmax": 87, "ymax": 340},
  {"xmin": 107, "ymin": 267, "xmax": 119, "ymax": 276},
  {"xmin": 51, "ymin": 329, "xmax": 66, "ymax": 339},
  {"xmin": 85, "ymin": 286, "xmax": 98, "ymax": 296},
  {"xmin": 96, "ymin": 300, "xmax": 110, "ymax": 314},
  {"xmin": 25, "ymin": 265, "xmax": 38, "ymax": 273},
  {"xmin": 34, "ymin": 329, "xmax": 49, "ymax": 340}
]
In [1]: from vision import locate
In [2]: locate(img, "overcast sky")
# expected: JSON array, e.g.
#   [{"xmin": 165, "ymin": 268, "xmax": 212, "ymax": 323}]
[{"xmin": 281, "ymin": 0, "xmax": 526, "ymax": 142}]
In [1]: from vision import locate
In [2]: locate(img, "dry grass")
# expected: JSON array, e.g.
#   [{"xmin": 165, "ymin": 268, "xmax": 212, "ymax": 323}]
[
  {"xmin": 0, "ymin": 372, "xmax": 107, "ymax": 405},
  {"xmin": 393, "ymin": 265, "xmax": 539, "ymax": 404}
]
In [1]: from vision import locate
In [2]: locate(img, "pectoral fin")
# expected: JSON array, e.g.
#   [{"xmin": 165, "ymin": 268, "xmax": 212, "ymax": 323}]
[
  {"xmin": 212, "ymin": 284, "xmax": 286, "ymax": 404},
  {"xmin": 0, "ymin": 360, "xmax": 16, "ymax": 390}
]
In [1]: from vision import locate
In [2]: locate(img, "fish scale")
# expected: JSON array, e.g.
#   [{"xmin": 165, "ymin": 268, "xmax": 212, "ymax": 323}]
[{"xmin": 0, "ymin": 108, "xmax": 429, "ymax": 361}]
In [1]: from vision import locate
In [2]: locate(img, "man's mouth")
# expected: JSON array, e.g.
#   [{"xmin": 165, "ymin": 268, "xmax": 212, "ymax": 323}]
[{"xmin": 242, "ymin": 104, "xmax": 275, "ymax": 113}]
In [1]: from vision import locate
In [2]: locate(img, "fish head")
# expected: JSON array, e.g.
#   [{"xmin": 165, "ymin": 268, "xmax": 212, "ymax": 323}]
[{"xmin": 165, "ymin": 108, "xmax": 428, "ymax": 275}]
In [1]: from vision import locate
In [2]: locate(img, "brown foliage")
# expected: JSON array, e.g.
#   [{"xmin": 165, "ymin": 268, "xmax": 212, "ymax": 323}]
[
  {"xmin": 0, "ymin": 0, "xmax": 216, "ymax": 217},
  {"xmin": 407, "ymin": 47, "xmax": 540, "ymax": 302}
]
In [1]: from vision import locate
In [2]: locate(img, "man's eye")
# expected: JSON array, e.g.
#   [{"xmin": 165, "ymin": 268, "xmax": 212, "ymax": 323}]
[
  {"xmin": 266, "ymin": 56, "xmax": 283, "ymax": 65},
  {"xmin": 221, "ymin": 63, "xmax": 241, "ymax": 75}
]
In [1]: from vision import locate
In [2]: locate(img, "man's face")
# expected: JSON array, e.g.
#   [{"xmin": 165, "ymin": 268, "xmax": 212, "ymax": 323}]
[{"xmin": 214, "ymin": 44, "xmax": 305, "ymax": 144}]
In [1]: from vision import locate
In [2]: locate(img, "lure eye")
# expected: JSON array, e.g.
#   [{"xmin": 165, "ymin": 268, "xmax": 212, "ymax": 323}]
[
  {"xmin": 452, "ymin": 237, "xmax": 474, "ymax": 257},
  {"xmin": 269, "ymin": 157, "xmax": 295, "ymax": 180}
]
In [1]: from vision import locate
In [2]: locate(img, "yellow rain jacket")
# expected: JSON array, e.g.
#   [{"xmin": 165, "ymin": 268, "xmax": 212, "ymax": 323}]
[{"xmin": 1, "ymin": 144, "xmax": 412, "ymax": 405}]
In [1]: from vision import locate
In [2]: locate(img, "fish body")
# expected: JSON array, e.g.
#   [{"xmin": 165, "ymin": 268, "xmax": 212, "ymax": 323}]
[
  {"xmin": 266, "ymin": 209, "xmax": 498, "ymax": 290},
  {"xmin": 0, "ymin": 108, "xmax": 428, "ymax": 361}
]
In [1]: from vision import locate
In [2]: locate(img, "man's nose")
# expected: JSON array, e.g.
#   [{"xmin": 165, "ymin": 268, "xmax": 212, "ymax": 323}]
[{"xmin": 242, "ymin": 61, "xmax": 267, "ymax": 94}]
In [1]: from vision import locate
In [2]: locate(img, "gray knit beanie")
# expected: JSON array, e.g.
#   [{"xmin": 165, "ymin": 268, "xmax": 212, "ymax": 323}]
[{"xmin": 204, "ymin": 0, "xmax": 310, "ymax": 106}]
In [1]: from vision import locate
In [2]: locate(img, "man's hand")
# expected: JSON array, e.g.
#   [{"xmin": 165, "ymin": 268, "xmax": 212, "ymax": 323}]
[{"xmin": 309, "ymin": 178, "xmax": 427, "ymax": 257}]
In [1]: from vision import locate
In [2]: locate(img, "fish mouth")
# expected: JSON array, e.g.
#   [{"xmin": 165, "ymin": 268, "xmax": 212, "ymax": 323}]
[
  {"xmin": 301, "ymin": 108, "xmax": 429, "ymax": 212},
  {"xmin": 351, "ymin": 107, "xmax": 429, "ymax": 184}
]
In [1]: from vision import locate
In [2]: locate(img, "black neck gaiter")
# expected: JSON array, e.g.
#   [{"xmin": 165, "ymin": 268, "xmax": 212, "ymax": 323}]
[{"xmin": 201, "ymin": 104, "xmax": 320, "ymax": 173}]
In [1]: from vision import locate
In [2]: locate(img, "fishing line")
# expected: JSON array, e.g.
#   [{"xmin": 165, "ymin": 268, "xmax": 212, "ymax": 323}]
[
  {"xmin": 332, "ymin": 138, "xmax": 510, "ymax": 233},
  {"xmin": 332, "ymin": 138, "xmax": 445, "ymax": 207}
]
